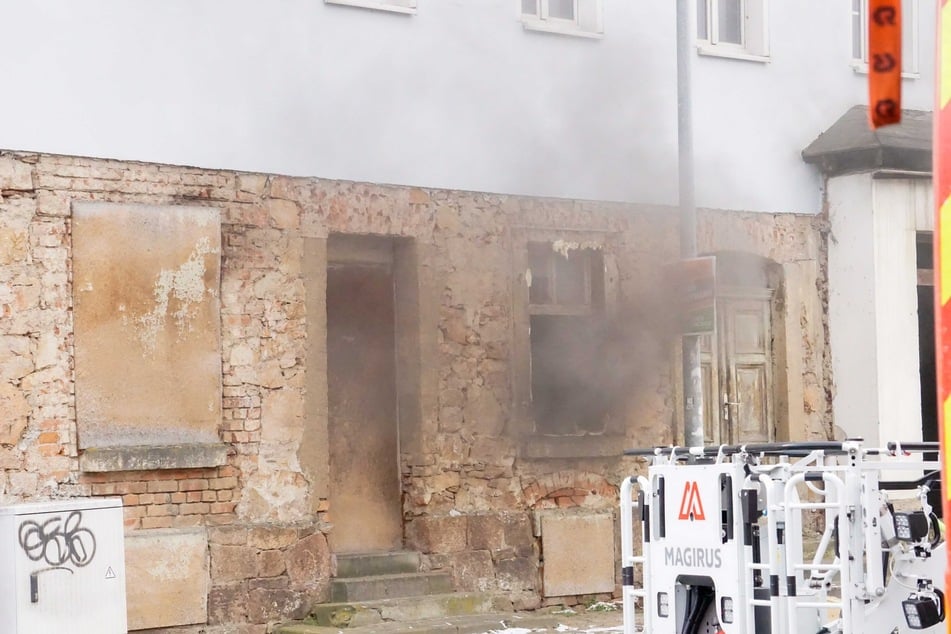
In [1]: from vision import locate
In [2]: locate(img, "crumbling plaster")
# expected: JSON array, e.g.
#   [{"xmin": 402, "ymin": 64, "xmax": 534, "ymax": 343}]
[{"xmin": 0, "ymin": 150, "xmax": 829, "ymax": 629}]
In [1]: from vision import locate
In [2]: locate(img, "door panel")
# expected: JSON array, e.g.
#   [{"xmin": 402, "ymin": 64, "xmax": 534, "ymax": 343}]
[
  {"xmin": 732, "ymin": 310, "xmax": 766, "ymax": 354},
  {"xmin": 700, "ymin": 333, "xmax": 720, "ymax": 444},
  {"xmin": 723, "ymin": 298, "xmax": 773, "ymax": 443},
  {"xmin": 735, "ymin": 365, "xmax": 769, "ymax": 441},
  {"xmin": 327, "ymin": 263, "xmax": 402, "ymax": 553}
]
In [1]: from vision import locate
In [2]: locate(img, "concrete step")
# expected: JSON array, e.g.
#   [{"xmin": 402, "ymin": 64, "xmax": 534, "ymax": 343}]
[
  {"xmin": 330, "ymin": 571, "xmax": 453, "ymax": 602},
  {"xmin": 298, "ymin": 592, "xmax": 512, "ymax": 629},
  {"xmin": 335, "ymin": 551, "xmax": 421, "ymax": 578}
]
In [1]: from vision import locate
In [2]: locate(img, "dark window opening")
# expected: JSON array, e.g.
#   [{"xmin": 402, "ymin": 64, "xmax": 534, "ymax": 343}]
[
  {"xmin": 528, "ymin": 244, "xmax": 606, "ymax": 434},
  {"xmin": 917, "ymin": 232, "xmax": 934, "ymax": 272},
  {"xmin": 916, "ymin": 231, "xmax": 939, "ymax": 516}
]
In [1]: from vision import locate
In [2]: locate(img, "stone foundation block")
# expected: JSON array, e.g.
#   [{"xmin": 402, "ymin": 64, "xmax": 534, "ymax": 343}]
[
  {"xmin": 126, "ymin": 528, "xmax": 209, "ymax": 630},
  {"xmin": 540, "ymin": 511, "xmax": 615, "ymax": 597},
  {"xmin": 406, "ymin": 515, "xmax": 468, "ymax": 553}
]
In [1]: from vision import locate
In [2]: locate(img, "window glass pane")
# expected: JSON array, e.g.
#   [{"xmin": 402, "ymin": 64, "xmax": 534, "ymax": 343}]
[
  {"xmin": 522, "ymin": 0, "xmax": 538, "ymax": 15},
  {"xmin": 554, "ymin": 251, "xmax": 587, "ymax": 305},
  {"xmin": 901, "ymin": 0, "xmax": 914, "ymax": 72},
  {"xmin": 697, "ymin": 0, "xmax": 709, "ymax": 39},
  {"xmin": 717, "ymin": 0, "xmax": 742, "ymax": 44},
  {"xmin": 852, "ymin": 0, "xmax": 863, "ymax": 59},
  {"xmin": 528, "ymin": 243, "xmax": 552, "ymax": 305},
  {"xmin": 548, "ymin": 0, "xmax": 575, "ymax": 20}
]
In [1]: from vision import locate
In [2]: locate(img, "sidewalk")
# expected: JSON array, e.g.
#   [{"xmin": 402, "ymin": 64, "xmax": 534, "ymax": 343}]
[{"xmin": 277, "ymin": 605, "xmax": 626, "ymax": 634}]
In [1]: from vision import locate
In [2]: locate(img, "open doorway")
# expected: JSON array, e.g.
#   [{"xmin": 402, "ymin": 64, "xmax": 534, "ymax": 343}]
[
  {"xmin": 326, "ymin": 235, "xmax": 408, "ymax": 553},
  {"xmin": 916, "ymin": 233, "xmax": 939, "ymax": 515}
]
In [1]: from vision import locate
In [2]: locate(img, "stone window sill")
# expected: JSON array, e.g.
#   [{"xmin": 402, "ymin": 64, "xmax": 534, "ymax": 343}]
[
  {"xmin": 80, "ymin": 443, "xmax": 230, "ymax": 472},
  {"xmin": 520, "ymin": 434, "xmax": 624, "ymax": 459}
]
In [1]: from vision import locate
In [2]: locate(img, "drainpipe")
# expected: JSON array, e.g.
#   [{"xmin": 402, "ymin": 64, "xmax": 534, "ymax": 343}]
[{"xmin": 677, "ymin": 0, "xmax": 704, "ymax": 448}]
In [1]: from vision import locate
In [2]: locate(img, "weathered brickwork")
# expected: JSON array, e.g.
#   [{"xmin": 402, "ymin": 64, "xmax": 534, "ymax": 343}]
[
  {"xmin": 0, "ymin": 149, "xmax": 829, "ymax": 630},
  {"xmin": 80, "ymin": 466, "xmax": 240, "ymax": 530}
]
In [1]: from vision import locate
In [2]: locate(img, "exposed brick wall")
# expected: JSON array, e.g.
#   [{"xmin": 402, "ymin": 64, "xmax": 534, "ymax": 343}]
[
  {"xmin": 0, "ymin": 149, "xmax": 828, "ymax": 631},
  {"xmin": 521, "ymin": 471, "xmax": 619, "ymax": 509},
  {"xmin": 80, "ymin": 466, "xmax": 240, "ymax": 530}
]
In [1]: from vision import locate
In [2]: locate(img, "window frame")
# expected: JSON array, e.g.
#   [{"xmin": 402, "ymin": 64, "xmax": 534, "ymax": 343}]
[
  {"xmin": 520, "ymin": 0, "xmax": 603, "ymax": 39},
  {"xmin": 528, "ymin": 241, "xmax": 596, "ymax": 316},
  {"xmin": 324, "ymin": 0, "xmax": 417, "ymax": 15},
  {"xmin": 850, "ymin": 0, "xmax": 920, "ymax": 78},
  {"xmin": 511, "ymin": 230, "xmax": 622, "ymax": 458},
  {"xmin": 696, "ymin": 0, "xmax": 770, "ymax": 63}
]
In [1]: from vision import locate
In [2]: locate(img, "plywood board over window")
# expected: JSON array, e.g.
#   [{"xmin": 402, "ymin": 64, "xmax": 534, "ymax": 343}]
[{"xmin": 72, "ymin": 202, "xmax": 226, "ymax": 472}]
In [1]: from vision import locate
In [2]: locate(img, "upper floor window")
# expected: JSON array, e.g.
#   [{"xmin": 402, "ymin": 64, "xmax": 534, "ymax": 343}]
[
  {"xmin": 696, "ymin": 0, "xmax": 769, "ymax": 61},
  {"xmin": 325, "ymin": 0, "xmax": 416, "ymax": 14},
  {"xmin": 851, "ymin": 0, "xmax": 919, "ymax": 77},
  {"xmin": 521, "ymin": 0, "xmax": 603, "ymax": 38}
]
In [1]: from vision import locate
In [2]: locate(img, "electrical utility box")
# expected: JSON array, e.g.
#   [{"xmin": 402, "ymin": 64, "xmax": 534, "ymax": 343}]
[{"xmin": 0, "ymin": 497, "xmax": 127, "ymax": 633}]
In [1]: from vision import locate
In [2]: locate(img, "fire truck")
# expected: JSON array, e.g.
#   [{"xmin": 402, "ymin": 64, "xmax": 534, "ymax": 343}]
[
  {"xmin": 620, "ymin": 440, "xmax": 945, "ymax": 633},
  {"xmin": 620, "ymin": 1, "xmax": 951, "ymax": 631}
]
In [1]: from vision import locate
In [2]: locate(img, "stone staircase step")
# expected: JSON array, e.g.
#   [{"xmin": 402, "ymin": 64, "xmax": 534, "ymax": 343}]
[
  {"xmin": 330, "ymin": 571, "xmax": 454, "ymax": 602},
  {"xmin": 335, "ymin": 551, "xmax": 421, "ymax": 578},
  {"xmin": 300, "ymin": 592, "xmax": 512, "ymax": 629}
]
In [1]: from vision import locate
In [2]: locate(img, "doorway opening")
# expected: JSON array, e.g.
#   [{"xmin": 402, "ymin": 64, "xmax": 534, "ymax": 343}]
[
  {"xmin": 326, "ymin": 234, "xmax": 418, "ymax": 552},
  {"xmin": 916, "ymin": 232, "xmax": 939, "ymax": 515}
]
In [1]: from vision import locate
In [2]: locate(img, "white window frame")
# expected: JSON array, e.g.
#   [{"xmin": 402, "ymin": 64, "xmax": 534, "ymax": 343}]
[
  {"xmin": 696, "ymin": 0, "xmax": 770, "ymax": 63},
  {"xmin": 324, "ymin": 0, "xmax": 416, "ymax": 15},
  {"xmin": 851, "ymin": 0, "xmax": 919, "ymax": 78},
  {"xmin": 520, "ymin": 0, "xmax": 603, "ymax": 39}
]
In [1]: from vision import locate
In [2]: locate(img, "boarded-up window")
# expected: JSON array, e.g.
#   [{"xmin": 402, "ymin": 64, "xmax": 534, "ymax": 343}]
[{"xmin": 72, "ymin": 203, "xmax": 225, "ymax": 471}]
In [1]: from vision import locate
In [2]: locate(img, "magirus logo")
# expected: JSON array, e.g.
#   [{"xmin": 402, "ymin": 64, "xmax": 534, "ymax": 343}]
[{"xmin": 677, "ymin": 481, "xmax": 706, "ymax": 521}]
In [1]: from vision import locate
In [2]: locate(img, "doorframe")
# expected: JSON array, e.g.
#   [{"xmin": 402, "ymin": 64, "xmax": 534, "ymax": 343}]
[{"xmin": 322, "ymin": 233, "xmax": 424, "ymax": 553}]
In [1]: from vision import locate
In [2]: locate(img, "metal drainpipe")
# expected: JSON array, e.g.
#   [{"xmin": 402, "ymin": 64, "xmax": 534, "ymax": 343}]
[{"xmin": 677, "ymin": 0, "xmax": 704, "ymax": 448}]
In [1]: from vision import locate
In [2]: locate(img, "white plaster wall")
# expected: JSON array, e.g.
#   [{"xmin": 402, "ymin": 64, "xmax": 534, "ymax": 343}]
[
  {"xmin": 872, "ymin": 178, "xmax": 929, "ymax": 445},
  {"xmin": 829, "ymin": 175, "xmax": 933, "ymax": 445},
  {"xmin": 828, "ymin": 173, "xmax": 879, "ymax": 441},
  {"xmin": 0, "ymin": 1, "xmax": 936, "ymax": 213}
]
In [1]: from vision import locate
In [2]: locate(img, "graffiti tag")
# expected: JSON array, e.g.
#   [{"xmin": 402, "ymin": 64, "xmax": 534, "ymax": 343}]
[{"xmin": 18, "ymin": 510, "xmax": 97, "ymax": 568}]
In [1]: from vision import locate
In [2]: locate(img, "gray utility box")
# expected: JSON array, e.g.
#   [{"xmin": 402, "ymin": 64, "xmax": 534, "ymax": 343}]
[{"xmin": 0, "ymin": 497, "xmax": 127, "ymax": 633}]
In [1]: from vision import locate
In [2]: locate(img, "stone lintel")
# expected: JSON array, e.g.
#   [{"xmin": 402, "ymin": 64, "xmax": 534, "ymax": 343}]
[{"xmin": 80, "ymin": 443, "xmax": 230, "ymax": 472}]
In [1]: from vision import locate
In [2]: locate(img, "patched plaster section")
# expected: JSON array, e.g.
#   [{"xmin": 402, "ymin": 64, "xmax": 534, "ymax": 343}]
[{"xmin": 134, "ymin": 237, "xmax": 218, "ymax": 355}]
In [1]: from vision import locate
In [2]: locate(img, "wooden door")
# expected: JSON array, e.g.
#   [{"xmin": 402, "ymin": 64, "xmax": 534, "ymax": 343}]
[
  {"xmin": 720, "ymin": 297, "xmax": 773, "ymax": 442},
  {"xmin": 701, "ymin": 292, "xmax": 775, "ymax": 444}
]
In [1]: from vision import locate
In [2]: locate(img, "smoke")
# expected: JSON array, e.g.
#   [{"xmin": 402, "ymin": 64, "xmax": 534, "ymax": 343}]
[{"xmin": 530, "ymin": 287, "xmax": 681, "ymax": 436}]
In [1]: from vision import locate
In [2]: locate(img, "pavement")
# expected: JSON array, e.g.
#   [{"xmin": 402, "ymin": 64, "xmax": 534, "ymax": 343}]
[{"xmin": 277, "ymin": 605, "xmax": 626, "ymax": 634}]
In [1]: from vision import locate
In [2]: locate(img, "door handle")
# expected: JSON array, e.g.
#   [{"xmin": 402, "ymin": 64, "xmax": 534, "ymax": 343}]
[{"xmin": 722, "ymin": 394, "xmax": 740, "ymax": 421}]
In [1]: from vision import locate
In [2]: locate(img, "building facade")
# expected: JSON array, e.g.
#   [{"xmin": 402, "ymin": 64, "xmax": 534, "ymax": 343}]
[
  {"xmin": 0, "ymin": 150, "xmax": 826, "ymax": 630},
  {"xmin": 0, "ymin": 0, "xmax": 937, "ymax": 630}
]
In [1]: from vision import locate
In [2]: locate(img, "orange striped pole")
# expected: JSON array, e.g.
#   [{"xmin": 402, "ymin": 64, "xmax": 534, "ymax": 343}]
[
  {"xmin": 935, "ymin": 0, "xmax": 951, "ymax": 620},
  {"xmin": 869, "ymin": 0, "xmax": 903, "ymax": 127}
]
